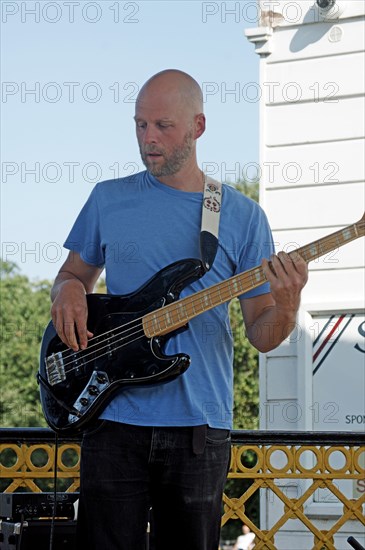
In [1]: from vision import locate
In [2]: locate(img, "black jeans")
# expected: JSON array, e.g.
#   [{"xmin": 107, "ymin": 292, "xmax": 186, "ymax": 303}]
[{"xmin": 77, "ymin": 420, "xmax": 231, "ymax": 550}]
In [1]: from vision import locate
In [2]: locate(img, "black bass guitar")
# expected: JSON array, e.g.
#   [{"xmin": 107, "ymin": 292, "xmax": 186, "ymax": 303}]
[{"xmin": 38, "ymin": 214, "xmax": 364, "ymax": 434}]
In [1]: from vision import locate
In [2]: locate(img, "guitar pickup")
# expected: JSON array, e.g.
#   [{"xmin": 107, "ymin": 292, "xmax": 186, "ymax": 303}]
[
  {"xmin": 68, "ymin": 370, "xmax": 110, "ymax": 424},
  {"xmin": 45, "ymin": 352, "xmax": 66, "ymax": 386}
]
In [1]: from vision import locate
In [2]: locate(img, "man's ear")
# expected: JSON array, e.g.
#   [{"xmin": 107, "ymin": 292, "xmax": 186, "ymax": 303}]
[{"xmin": 194, "ymin": 113, "xmax": 206, "ymax": 139}]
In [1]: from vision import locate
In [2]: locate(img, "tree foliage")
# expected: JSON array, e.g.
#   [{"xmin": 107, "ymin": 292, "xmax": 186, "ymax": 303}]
[
  {"xmin": 0, "ymin": 260, "xmax": 51, "ymax": 427},
  {"xmin": 221, "ymin": 180, "xmax": 261, "ymax": 542},
  {"xmin": 230, "ymin": 299, "xmax": 259, "ymax": 430},
  {"xmin": 230, "ymin": 180, "xmax": 260, "ymax": 430}
]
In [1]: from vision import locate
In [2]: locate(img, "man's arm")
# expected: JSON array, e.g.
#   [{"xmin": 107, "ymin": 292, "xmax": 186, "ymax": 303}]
[
  {"xmin": 51, "ymin": 251, "xmax": 104, "ymax": 351},
  {"xmin": 240, "ymin": 252, "xmax": 308, "ymax": 353}
]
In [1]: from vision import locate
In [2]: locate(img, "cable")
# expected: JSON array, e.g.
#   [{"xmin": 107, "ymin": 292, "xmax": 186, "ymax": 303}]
[
  {"xmin": 15, "ymin": 513, "xmax": 26, "ymax": 550},
  {"xmin": 48, "ymin": 432, "xmax": 59, "ymax": 550},
  {"xmin": 348, "ymin": 537, "xmax": 365, "ymax": 550}
]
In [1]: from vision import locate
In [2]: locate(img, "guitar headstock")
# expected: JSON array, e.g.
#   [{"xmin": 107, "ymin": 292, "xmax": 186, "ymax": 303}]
[{"xmin": 356, "ymin": 212, "xmax": 365, "ymax": 237}]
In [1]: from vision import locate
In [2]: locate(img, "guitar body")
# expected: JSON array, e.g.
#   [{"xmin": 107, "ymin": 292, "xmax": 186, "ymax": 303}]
[{"xmin": 38, "ymin": 259, "xmax": 204, "ymax": 434}]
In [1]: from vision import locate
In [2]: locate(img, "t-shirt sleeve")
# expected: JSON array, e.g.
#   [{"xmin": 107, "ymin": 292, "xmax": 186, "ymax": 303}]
[
  {"xmin": 236, "ymin": 203, "xmax": 275, "ymax": 300},
  {"xmin": 63, "ymin": 185, "xmax": 105, "ymax": 267}
]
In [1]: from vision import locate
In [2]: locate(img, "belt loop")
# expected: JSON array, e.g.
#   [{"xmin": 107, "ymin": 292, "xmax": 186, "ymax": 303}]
[{"xmin": 192, "ymin": 425, "xmax": 207, "ymax": 455}]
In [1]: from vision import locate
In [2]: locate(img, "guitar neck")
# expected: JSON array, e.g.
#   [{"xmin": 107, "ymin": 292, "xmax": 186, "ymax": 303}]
[{"xmin": 143, "ymin": 216, "xmax": 364, "ymax": 338}]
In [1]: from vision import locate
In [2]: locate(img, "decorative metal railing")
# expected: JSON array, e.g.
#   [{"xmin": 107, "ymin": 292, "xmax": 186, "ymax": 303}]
[
  {"xmin": 225, "ymin": 431, "xmax": 365, "ymax": 550},
  {"xmin": 1, "ymin": 429, "xmax": 364, "ymax": 549}
]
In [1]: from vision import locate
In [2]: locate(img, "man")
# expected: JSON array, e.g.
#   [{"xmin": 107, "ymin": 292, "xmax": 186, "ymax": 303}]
[
  {"xmin": 233, "ymin": 524, "xmax": 255, "ymax": 550},
  {"xmin": 50, "ymin": 69, "xmax": 308, "ymax": 550}
]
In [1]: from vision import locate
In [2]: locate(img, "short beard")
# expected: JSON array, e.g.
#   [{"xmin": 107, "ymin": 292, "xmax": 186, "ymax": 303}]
[{"xmin": 140, "ymin": 129, "xmax": 195, "ymax": 177}]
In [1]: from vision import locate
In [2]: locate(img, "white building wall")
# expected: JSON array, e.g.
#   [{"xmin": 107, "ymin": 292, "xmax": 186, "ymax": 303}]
[{"xmin": 246, "ymin": 1, "xmax": 365, "ymax": 547}]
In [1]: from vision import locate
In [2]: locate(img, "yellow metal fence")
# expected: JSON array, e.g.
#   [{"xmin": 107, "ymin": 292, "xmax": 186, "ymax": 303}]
[{"xmin": 0, "ymin": 429, "xmax": 364, "ymax": 549}]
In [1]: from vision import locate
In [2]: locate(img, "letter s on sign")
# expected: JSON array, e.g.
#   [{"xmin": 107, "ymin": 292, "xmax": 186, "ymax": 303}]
[{"xmin": 354, "ymin": 321, "xmax": 365, "ymax": 353}]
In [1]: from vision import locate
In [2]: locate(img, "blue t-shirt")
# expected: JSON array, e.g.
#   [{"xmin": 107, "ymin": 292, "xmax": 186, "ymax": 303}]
[{"xmin": 64, "ymin": 171, "xmax": 274, "ymax": 429}]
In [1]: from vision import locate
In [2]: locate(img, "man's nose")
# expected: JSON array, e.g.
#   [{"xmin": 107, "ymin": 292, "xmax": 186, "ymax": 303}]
[{"xmin": 142, "ymin": 124, "xmax": 158, "ymax": 144}]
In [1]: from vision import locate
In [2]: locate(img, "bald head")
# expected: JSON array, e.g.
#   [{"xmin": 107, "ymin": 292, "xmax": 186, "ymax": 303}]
[
  {"xmin": 134, "ymin": 69, "xmax": 206, "ymax": 181},
  {"xmin": 136, "ymin": 69, "xmax": 204, "ymax": 118}
]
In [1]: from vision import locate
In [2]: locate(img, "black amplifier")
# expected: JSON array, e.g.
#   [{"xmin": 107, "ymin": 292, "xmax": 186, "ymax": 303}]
[
  {"xmin": 0, "ymin": 519, "xmax": 77, "ymax": 550},
  {"xmin": 0, "ymin": 493, "xmax": 79, "ymax": 521}
]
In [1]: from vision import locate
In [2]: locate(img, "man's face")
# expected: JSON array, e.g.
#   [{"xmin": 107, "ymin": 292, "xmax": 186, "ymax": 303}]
[{"xmin": 134, "ymin": 87, "xmax": 196, "ymax": 177}]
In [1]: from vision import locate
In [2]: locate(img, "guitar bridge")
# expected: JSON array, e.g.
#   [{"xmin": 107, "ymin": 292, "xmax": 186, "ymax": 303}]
[{"xmin": 45, "ymin": 352, "xmax": 66, "ymax": 386}]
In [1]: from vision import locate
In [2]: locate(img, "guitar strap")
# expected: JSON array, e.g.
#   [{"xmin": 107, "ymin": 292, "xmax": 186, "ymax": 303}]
[
  {"xmin": 193, "ymin": 174, "xmax": 223, "ymax": 453},
  {"xmin": 200, "ymin": 175, "xmax": 222, "ymax": 272},
  {"xmin": 39, "ymin": 174, "xmax": 223, "ymax": 444}
]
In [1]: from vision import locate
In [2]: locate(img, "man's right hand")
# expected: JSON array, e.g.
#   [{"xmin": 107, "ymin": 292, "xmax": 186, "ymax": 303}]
[
  {"xmin": 50, "ymin": 252, "xmax": 103, "ymax": 351},
  {"xmin": 51, "ymin": 278, "xmax": 93, "ymax": 351}
]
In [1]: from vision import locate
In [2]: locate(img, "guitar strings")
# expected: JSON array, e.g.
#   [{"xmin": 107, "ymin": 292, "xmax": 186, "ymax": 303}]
[
  {"xmin": 49, "ymin": 223, "xmax": 364, "ymax": 378},
  {"xmin": 55, "ymin": 309, "xmax": 153, "ymax": 361},
  {"xmin": 63, "ymin": 329, "xmax": 147, "ymax": 375},
  {"xmin": 58, "ymin": 319, "xmax": 146, "ymax": 373}
]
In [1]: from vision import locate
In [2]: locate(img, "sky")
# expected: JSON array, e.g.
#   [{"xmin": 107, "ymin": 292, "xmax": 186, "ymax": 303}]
[{"xmin": 1, "ymin": 0, "xmax": 262, "ymax": 281}]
